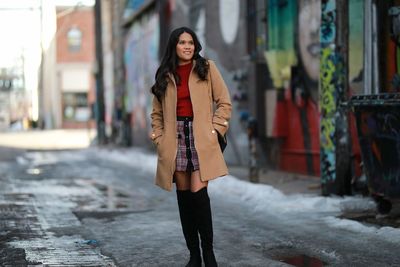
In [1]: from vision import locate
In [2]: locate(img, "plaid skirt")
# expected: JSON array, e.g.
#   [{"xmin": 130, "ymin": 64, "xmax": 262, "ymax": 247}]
[{"xmin": 176, "ymin": 116, "xmax": 200, "ymax": 172}]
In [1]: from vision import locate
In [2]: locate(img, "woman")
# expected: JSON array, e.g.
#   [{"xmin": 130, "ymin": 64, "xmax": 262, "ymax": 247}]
[{"xmin": 150, "ymin": 27, "xmax": 231, "ymax": 267}]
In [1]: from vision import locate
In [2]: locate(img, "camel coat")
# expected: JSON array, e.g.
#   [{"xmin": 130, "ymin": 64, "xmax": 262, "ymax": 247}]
[{"xmin": 150, "ymin": 60, "xmax": 232, "ymax": 191}]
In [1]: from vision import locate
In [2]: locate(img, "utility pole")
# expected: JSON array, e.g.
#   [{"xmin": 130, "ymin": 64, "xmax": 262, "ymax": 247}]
[{"xmin": 94, "ymin": 0, "xmax": 106, "ymax": 145}]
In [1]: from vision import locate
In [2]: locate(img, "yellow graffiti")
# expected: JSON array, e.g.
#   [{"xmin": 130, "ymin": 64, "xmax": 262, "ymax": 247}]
[
  {"xmin": 321, "ymin": 85, "xmax": 336, "ymax": 114},
  {"xmin": 320, "ymin": 60, "xmax": 335, "ymax": 85},
  {"xmin": 320, "ymin": 46, "xmax": 336, "ymax": 151},
  {"xmin": 320, "ymin": 47, "xmax": 336, "ymax": 113},
  {"xmin": 321, "ymin": 118, "xmax": 335, "ymax": 150},
  {"xmin": 320, "ymin": 49, "xmax": 335, "ymax": 84}
]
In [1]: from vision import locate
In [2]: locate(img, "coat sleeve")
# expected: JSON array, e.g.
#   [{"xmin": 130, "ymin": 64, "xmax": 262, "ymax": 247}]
[
  {"xmin": 150, "ymin": 95, "xmax": 164, "ymax": 144},
  {"xmin": 209, "ymin": 60, "xmax": 232, "ymax": 136}
]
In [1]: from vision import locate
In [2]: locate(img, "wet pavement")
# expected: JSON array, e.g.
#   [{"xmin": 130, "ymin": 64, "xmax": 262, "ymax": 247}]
[
  {"xmin": 0, "ymin": 145, "xmax": 400, "ymax": 266},
  {"xmin": 0, "ymin": 152, "xmax": 116, "ymax": 266}
]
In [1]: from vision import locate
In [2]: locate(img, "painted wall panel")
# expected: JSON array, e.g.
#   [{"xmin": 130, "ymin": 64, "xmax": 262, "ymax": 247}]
[
  {"xmin": 268, "ymin": 0, "xmax": 321, "ymax": 176},
  {"xmin": 124, "ymin": 11, "xmax": 159, "ymax": 145}
]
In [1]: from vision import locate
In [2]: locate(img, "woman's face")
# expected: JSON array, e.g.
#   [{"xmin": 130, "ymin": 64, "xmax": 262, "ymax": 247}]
[
  {"xmin": 176, "ymin": 32, "xmax": 195, "ymax": 65},
  {"xmin": 298, "ymin": 0, "xmax": 320, "ymax": 81}
]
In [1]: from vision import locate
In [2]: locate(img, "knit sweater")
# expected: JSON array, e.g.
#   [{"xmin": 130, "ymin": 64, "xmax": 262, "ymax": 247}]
[{"xmin": 176, "ymin": 62, "xmax": 193, "ymax": 117}]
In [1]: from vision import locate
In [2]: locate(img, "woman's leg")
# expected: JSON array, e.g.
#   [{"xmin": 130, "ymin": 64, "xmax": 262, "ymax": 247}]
[
  {"xmin": 190, "ymin": 170, "xmax": 207, "ymax": 192},
  {"xmin": 190, "ymin": 171, "xmax": 217, "ymax": 267},
  {"xmin": 175, "ymin": 171, "xmax": 201, "ymax": 267},
  {"xmin": 175, "ymin": 171, "xmax": 191, "ymax": 190}
]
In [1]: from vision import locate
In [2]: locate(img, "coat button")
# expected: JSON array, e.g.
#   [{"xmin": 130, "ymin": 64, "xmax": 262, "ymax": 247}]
[
  {"xmin": 224, "ymin": 121, "xmax": 228, "ymax": 125},
  {"xmin": 211, "ymin": 130, "xmax": 216, "ymax": 134},
  {"xmin": 151, "ymin": 133, "xmax": 155, "ymax": 137}
]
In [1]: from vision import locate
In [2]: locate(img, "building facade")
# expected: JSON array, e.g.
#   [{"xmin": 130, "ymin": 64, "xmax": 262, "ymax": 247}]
[{"xmin": 56, "ymin": 6, "xmax": 96, "ymax": 129}]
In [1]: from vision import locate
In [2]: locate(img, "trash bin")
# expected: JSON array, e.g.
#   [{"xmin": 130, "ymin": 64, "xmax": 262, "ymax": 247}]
[{"xmin": 350, "ymin": 93, "xmax": 400, "ymax": 212}]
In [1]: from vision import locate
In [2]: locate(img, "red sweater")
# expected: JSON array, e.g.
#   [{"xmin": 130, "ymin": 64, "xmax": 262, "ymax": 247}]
[{"xmin": 176, "ymin": 62, "xmax": 193, "ymax": 117}]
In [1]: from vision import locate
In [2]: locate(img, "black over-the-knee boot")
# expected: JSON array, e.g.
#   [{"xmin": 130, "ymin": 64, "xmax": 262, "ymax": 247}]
[
  {"xmin": 193, "ymin": 187, "xmax": 218, "ymax": 267},
  {"xmin": 177, "ymin": 190, "xmax": 202, "ymax": 267}
]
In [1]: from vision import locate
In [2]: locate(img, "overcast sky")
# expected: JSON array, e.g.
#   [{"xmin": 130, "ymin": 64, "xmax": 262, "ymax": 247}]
[
  {"xmin": 0, "ymin": 0, "xmax": 94, "ymax": 67},
  {"xmin": 0, "ymin": 0, "xmax": 94, "ymax": 9}
]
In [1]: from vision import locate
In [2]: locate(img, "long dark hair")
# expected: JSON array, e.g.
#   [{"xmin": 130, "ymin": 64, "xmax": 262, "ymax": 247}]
[{"xmin": 151, "ymin": 27, "xmax": 209, "ymax": 101}]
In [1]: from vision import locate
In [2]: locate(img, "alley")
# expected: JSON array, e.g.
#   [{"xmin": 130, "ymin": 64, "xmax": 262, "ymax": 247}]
[{"xmin": 1, "ymin": 142, "xmax": 400, "ymax": 266}]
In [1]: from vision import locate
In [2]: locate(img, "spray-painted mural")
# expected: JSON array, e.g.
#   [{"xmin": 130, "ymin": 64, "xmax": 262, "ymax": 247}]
[
  {"xmin": 265, "ymin": 0, "xmax": 297, "ymax": 89},
  {"xmin": 298, "ymin": 0, "xmax": 321, "ymax": 84},
  {"xmin": 353, "ymin": 97, "xmax": 400, "ymax": 197},
  {"xmin": 219, "ymin": 0, "xmax": 240, "ymax": 45},
  {"xmin": 319, "ymin": 0, "xmax": 351, "ymax": 193},
  {"xmin": 124, "ymin": 11, "xmax": 159, "ymax": 145},
  {"xmin": 348, "ymin": 0, "xmax": 364, "ymax": 179},
  {"xmin": 320, "ymin": 45, "xmax": 338, "ymax": 183},
  {"xmin": 348, "ymin": 0, "xmax": 364, "ymax": 94},
  {"xmin": 267, "ymin": 0, "xmax": 321, "ymax": 176},
  {"xmin": 320, "ymin": 0, "xmax": 337, "ymax": 185},
  {"xmin": 123, "ymin": 0, "xmax": 146, "ymax": 19}
]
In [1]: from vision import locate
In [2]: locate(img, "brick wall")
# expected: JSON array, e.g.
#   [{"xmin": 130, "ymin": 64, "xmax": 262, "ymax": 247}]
[{"xmin": 56, "ymin": 7, "xmax": 95, "ymax": 63}]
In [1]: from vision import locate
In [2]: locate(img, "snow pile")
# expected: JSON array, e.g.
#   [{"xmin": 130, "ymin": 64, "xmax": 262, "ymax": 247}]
[
  {"xmin": 210, "ymin": 175, "xmax": 373, "ymax": 214},
  {"xmin": 324, "ymin": 216, "xmax": 400, "ymax": 244},
  {"xmin": 90, "ymin": 147, "xmax": 373, "ymax": 215}
]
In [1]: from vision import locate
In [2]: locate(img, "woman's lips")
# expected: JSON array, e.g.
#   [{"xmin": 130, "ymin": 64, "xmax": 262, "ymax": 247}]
[{"xmin": 307, "ymin": 43, "xmax": 320, "ymax": 57}]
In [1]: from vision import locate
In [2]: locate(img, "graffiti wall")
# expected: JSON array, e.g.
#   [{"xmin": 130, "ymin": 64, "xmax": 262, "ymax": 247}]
[
  {"xmin": 348, "ymin": 0, "xmax": 364, "ymax": 94},
  {"xmin": 348, "ymin": 0, "xmax": 364, "ymax": 178},
  {"xmin": 320, "ymin": 0, "xmax": 339, "ymax": 185},
  {"xmin": 265, "ymin": 0, "xmax": 297, "ymax": 89},
  {"xmin": 267, "ymin": 0, "xmax": 321, "ymax": 176},
  {"xmin": 124, "ymin": 11, "xmax": 159, "ymax": 145}
]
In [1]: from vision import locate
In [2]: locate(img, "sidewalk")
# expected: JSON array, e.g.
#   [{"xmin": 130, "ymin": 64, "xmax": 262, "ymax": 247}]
[
  {"xmin": 0, "ymin": 129, "xmax": 96, "ymax": 150},
  {"xmin": 229, "ymin": 165, "xmax": 321, "ymax": 195}
]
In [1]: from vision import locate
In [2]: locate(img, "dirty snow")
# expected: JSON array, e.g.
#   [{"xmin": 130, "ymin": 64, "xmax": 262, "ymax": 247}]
[{"xmin": 19, "ymin": 147, "xmax": 399, "ymax": 243}]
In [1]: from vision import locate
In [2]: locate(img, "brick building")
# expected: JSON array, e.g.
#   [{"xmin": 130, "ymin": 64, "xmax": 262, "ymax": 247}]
[{"xmin": 56, "ymin": 6, "xmax": 95, "ymax": 129}]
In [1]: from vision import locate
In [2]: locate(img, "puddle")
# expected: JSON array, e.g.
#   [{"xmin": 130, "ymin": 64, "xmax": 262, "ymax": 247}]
[
  {"xmin": 277, "ymin": 254, "xmax": 326, "ymax": 267},
  {"xmin": 73, "ymin": 179, "xmax": 146, "ymax": 212}
]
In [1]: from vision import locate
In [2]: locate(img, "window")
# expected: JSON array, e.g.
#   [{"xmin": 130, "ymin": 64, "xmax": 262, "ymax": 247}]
[
  {"xmin": 67, "ymin": 26, "xmax": 82, "ymax": 52},
  {"xmin": 62, "ymin": 92, "xmax": 90, "ymax": 122}
]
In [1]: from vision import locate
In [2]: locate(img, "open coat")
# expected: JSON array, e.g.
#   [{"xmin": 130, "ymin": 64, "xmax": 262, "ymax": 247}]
[{"xmin": 150, "ymin": 60, "xmax": 232, "ymax": 191}]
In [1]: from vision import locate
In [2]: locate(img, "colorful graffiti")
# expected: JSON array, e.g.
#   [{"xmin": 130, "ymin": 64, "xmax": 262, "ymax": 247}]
[
  {"xmin": 298, "ymin": 0, "xmax": 321, "ymax": 83},
  {"xmin": 264, "ymin": 0, "xmax": 297, "ymax": 88},
  {"xmin": 348, "ymin": 0, "xmax": 364, "ymax": 93},
  {"xmin": 320, "ymin": 0, "xmax": 338, "ymax": 186},
  {"xmin": 268, "ymin": 0, "xmax": 321, "ymax": 176},
  {"xmin": 353, "ymin": 97, "xmax": 400, "ymax": 197},
  {"xmin": 320, "ymin": 46, "xmax": 337, "ymax": 182},
  {"xmin": 124, "ymin": 12, "xmax": 159, "ymax": 144},
  {"xmin": 320, "ymin": 0, "xmax": 336, "ymax": 44}
]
